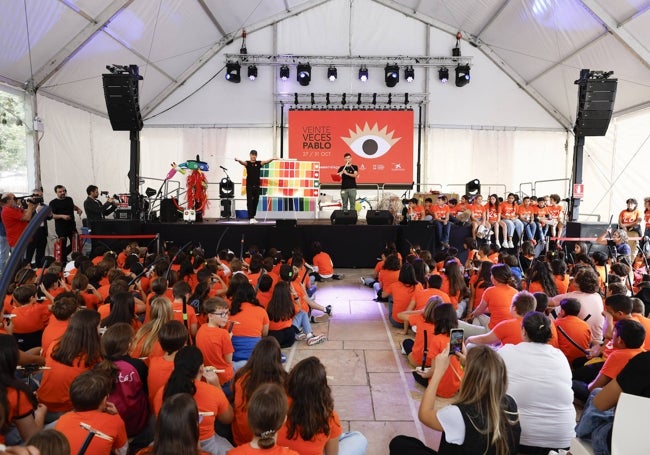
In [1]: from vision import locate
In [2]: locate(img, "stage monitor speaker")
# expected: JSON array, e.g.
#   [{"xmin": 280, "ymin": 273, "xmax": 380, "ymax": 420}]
[
  {"xmin": 102, "ymin": 73, "xmax": 143, "ymax": 131},
  {"xmin": 565, "ymin": 221, "xmax": 611, "ymax": 257},
  {"xmin": 366, "ymin": 210, "xmax": 394, "ymax": 225},
  {"xmin": 575, "ymin": 76, "xmax": 617, "ymax": 136},
  {"xmin": 276, "ymin": 220, "xmax": 297, "ymax": 228},
  {"xmin": 330, "ymin": 210, "xmax": 357, "ymax": 225},
  {"xmin": 465, "ymin": 179, "xmax": 481, "ymax": 197},
  {"xmin": 160, "ymin": 198, "xmax": 181, "ymax": 223}
]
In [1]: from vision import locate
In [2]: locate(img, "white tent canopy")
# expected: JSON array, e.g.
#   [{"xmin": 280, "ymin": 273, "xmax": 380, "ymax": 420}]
[{"xmin": 1, "ymin": 0, "xmax": 649, "ymax": 221}]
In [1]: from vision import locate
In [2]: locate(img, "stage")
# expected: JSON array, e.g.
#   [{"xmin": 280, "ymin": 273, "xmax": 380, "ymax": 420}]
[{"xmin": 89, "ymin": 218, "xmax": 474, "ymax": 268}]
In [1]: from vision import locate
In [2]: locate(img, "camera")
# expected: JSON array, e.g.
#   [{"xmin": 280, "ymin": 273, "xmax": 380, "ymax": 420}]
[
  {"xmin": 18, "ymin": 195, "xmax": 43, "ymax": 208},
  {"xmin": 101, "ymin": 191, "xmax": 109, "ymax": 196}
]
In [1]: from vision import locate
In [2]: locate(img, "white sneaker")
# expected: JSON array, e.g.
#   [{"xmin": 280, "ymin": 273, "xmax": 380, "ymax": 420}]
[
  {"xmin": 307, "ymin": 334, "xmax": 327, "ymax": 346},
  {"xmin": 507, "ymin": 239, "xmax": 514, "ymax": 248},
  {"xmin": 249, "ymin": 218, "xmax": 258, "ymax": 224},
  {"xmin": 495, "ymin": 241, "xmax": 501, "ymax": 249},
  {"xmin": 295, "ymin": 332, "xmax": 307, "ymax": 341}
]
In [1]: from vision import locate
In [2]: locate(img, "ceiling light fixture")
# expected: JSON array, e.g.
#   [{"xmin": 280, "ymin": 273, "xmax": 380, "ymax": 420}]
[
  {"xmin": 327, "ymin": 66, "xmax": 337, "ymax": 81},
  {"xmin": 455, "ymin": 64, "xmax": 470, "ymax": 87},
  {"xmin": 247, "ymin": 65, "xmax": 257, "ymax": 80},
  {"xmin": 225, "ymin": 61, "xmax": 241, "ymax": 83},
  {"xmin": 404, "ymin": 66, "xmax": 414, "ymax": 83},
  {"xmin": 438, "ymin": 67, "xmax": 449, "ymax": 84},
  {"xmin": 358, "ymin": 66, "xmax": 368, "ymax": 82},
  {"xmin": 385, "ymin": 64, "xmax": 399, "ymax": 87},
  {"xmin": 297, "ymin": 63, "xmax": 311, "ymax": 86},
  {"xmin": 280, "ymin": 65, "xmax": 290, "ymax": 81}
]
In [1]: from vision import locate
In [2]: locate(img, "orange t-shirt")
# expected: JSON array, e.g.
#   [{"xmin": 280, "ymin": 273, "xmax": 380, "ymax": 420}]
[
  {"xmin": 147, "ymin": 355, "xmax": 174, "ymax": 407},
  {"xmin": 518, "ymin": 204, "xmax": 537, "ymax": 222},
  {"xmin": 38, "ymin": 345, "xmax": 96, "ymax": 412},
  {"xmin": 79, "ymin": 291, "xmax": 101, "ymax": 310},
  {"xmin": 425, "ymin": 333, "xmax": 463, "ymax": 398},
  {"xmin": 413, "ymin": 288, "xmax": 451, "ymax": 310},
  {"xmin": 230, "ymin": 302, "xmax": 269, "ymax": 337},
  {"xmin": 600, "ymin": 347, "xmax": 645, "ymax": 379},
  {"xmin": 378, "ymin": 269, "xmax": 400, "ymax": 293},
  {"xmin": 407, "ymin": 314, "xmax": 435, "ymax": 367},
  {"xmin": 385, "ymin": 282, "xmax": 423, "ymax": 322},
  {"xmin": 153, "ymin": 380, "xmax": 230, "ymax": 441},
  {"xmin": 232, "ymin": 373, "xmax": 253, "ymax": 446},
  {"xmin": 195, "ymin": 324, "xmax": 235, "ymax": 384},
  {"xmin": 277, "ymin": 409, "xmax": 342, "ymax": 455},
  {"xmin": 439, "ymin": 276, "xmax": 462, "ymax": 307},
  {"xmin": 11, "ymin": 302, "xmax": 50, "ymax": 333},
  {"xmin": 500, "ymin": 203, "xmax": 519, "ymax": 220},
  {"xmin": 171, "ymin": 300, "xmax": 198, "ymax": 327},
  {"xmin": 555, "ymin": 315, "xmax": 591, "ymax": 365},
  {"xmin": 619, "ymin": 208, "xmax": 642, "ymax": 226},
  {"xmin": 228, "ymin": 445, "xmax": 299, "ymax": 455},
  {"xmin": 470, "ymin": 203, "xmax": 484, "ymax": 221},
  {"xmin": 0, "ymin": 387, "xmax": 35, "ymax": 445},
  {"xmin": 312, "ymin": 252, "xmax": 334, "ymax": 277},
  {"xmin": 631, "ymin": 314, "xmax": 650, "ymax": 350},
  {"xmin": 491, "ymin": 318, "xmax": 524, "ymax": 345},
  {"xmin": 554, "ymin": 275, "xmax": 569, "ymax": 295},
  {"xmin": 55, "ymin": 409, "xmax": 127, "ymax": 455},
  {"xmin": 431, "ymin": 204, "xmax": 450, "ymax": 221},
  {"xmin": 41, "ymin": 317, "xmax": 69, "ymax": 356},
  {"xmin": 481, "ymin": 284, "xmax": 518, "ymax": 329},
  {"xmin": 484, "ymin": 204, "xmax": 499, "ymax": 223}
]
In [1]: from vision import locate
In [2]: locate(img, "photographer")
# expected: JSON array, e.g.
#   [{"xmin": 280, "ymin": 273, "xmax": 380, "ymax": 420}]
[
  {"xmin": 83, "ymin": 185, "xmax": 117, "ymax": 221},
  {"xmin": 25, "ymin": 188, "xmax": 50, "ymax": 267},
  {"xmin": 0, "ymin": 192, "xmax": 36, "ymax": 266}
]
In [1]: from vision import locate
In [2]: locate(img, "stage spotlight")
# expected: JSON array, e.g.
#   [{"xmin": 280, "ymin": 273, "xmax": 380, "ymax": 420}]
[
  {"xmin": 247, "ymin": 65, "xmax": 257, "ymax": 80},
  {"xmin": 297, "ymin": 63, "xmax": 311, "ymax": 86},
  {"xmin": 438, "ymin": 67, "xmax": 449, "ymax": 84},
  {"xmin": 225, "ymin": 61, "xmax": 241, "ymax": 83},
  {"xmin": 358, "ymin": 66, "xmax": 368, "ymax": 82},
  {"xmin": 280, "ymin": 65, "xmax": 290, "ymax": 81},
  {"xmin": 404, "ymin": 66, "xmax": 414, "ymax": 83},
  {"xmin": 455, "ymin": 64, "xmax": 470, "ymax": 87},
  {"xmin": 385, "ymin": 64, "xmax": 399, "ymax": 87},
  {"xmin": 327, "ymin": 66, "xmax": 337, "ymax": 81}
]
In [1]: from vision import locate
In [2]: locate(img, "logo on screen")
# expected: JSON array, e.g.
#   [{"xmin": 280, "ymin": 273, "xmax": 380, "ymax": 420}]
[{"xmin": 341, "ymin": 123, "xmax": 401, "ymax": 159}]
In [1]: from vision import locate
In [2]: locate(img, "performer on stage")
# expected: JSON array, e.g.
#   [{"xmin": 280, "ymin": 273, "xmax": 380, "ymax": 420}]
[
  {"xmin": 337, "ymin": 153, "xmax": 358, "ymax": 212},
  {"xmin": 49, "ymin": 184, "xmax": 82, "ymax": 261},
  {"xmin": 235, "ymin": 150, "xmax": 274, "ymax": 224}
]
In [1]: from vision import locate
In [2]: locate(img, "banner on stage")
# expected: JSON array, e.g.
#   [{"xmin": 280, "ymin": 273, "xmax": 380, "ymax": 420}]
[{"xmin": 288, "ymin": 110, "xmax": 414, "ymax": 185}]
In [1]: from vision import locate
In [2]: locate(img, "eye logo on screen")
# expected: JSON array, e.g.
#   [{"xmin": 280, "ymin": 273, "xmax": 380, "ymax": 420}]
[{"xmin": 341, "ymin": 123, "xmax": 401, "ymax": 159}]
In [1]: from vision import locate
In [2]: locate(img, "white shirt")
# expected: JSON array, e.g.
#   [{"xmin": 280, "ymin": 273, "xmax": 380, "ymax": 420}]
[
  {"xmin": 552, "ymin": 291, "xmax": 604, "ymax": 343},
  {"xmin": 499, "ymin": 342, "xmax": 576, "ymax": 448}
]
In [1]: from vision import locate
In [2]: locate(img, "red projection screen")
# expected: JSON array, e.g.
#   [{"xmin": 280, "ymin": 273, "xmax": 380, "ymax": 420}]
[{"xmin": 288, "ymin": 110, "xmax": 414, "ymax": 185}]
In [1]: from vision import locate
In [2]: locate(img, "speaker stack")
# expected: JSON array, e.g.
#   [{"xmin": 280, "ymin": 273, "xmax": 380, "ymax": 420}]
[
  {"xmin": 366, "ymin": 210, "xmax": 394, "ymax": 225},
  {"xmin": 330, "ymin": 210, "xmax": 358, "ymax": 225},
  {"xmin": 102, "ymin": 73, "xmax": 144, "ymax": 131},
  {"xmin": 574, "ymin": 73, "xmax": 617, "ymax": 136}
]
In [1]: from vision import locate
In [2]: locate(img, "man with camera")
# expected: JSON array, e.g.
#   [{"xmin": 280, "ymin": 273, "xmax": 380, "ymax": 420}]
[
  {"xmin": 0, "ymin": 192, "xmax": 36, "ymax": 266},
  {"xmin": 24, "ymin": 188, "xmax": 50, "ymax": 267},
  {"xmin": 84, "ymin": 185, "xmax": 117, "ymax": 221}
]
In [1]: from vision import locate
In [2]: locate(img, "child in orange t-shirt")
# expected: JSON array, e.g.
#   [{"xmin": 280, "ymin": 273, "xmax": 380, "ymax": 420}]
[
  {"xmin": 229, "ymin": 383, "xmax": 298, "ymax": 455},
  {"xmin": 554, "ymin": 297, "xmax": 591, "ymax": 366},
  {"xmin": 10, "ymin": 284, "xmax": 50, "ymax": 351},
  {"xmin": 41, "ymin": 292, "xmax": 79, "ymax": 356},
  {"xmin": 146, "ymin": 320, "xmax": 188, "ymax": 407},
  {"xmin": 195, "ymin": 297, "xmax": 235, "ymax": 398},
  {"xmin": 310, "ymin": 241, "xmax": 344, "ymax": 281}
]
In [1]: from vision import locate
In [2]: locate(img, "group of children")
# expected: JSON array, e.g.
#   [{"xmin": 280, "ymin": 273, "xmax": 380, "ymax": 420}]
[{"xmin": 0, "ymin": 239, "xmax": 370, "ymax": 454}]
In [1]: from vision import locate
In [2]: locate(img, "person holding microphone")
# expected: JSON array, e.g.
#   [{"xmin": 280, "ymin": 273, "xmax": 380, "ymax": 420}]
[{"xmin": 337, "ymin": 153, "xmax": 358, "ymax": 212}]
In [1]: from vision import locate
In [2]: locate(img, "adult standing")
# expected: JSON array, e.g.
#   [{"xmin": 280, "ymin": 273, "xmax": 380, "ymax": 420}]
[
  {"xmin": 0, "ymin": 192, "xmax": 36, "ymax": 266},
  {"xmin": 337, "ymin": 153, "xmax": 358, "ymax": 212},
  {"xmin": 235, "ymin": 150, "xmax": 274, "ymax": 224},
  {"xmin": 49, "ymin": 184, "xmax": 82, "ymax": 261},
  {"xmin": 25, "ymin": 188, "xmax": 50, "ymax": 267},
  {"xmin": 84, "ymin": 185, "xmax": 117, "ymax": 257}
]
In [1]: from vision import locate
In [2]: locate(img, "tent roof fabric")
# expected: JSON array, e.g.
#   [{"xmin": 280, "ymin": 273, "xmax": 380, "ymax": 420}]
[{"xmin": 1, "ymin": 0, "xmax": 649, "ymax": 129}]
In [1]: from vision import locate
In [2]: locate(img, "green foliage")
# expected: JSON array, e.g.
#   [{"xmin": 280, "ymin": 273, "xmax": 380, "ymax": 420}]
[{"xmin": 0, "ymin": 91, "xmax": 27, "ymax": 173}]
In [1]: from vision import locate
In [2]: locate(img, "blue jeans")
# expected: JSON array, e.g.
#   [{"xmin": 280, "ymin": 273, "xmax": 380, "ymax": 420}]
[
  {"xmin": 292, "ymin": 310, "xmax": 313, "ymax": 335},
  {"xmin": 575, "ymin": 389, "xmax": 614, "ymax": 455},
  {"xmin": 523, "ymin": 221, "xmax": 537, "ymax": 241},
  {"xmin": 340, "ymin": 188, "xmax": 357, "ymax": 211},
  {"xmin": 339, "ymin": 431, "xmax": 368, "ymax": 455},
  {"xmin": 434, "ymin": 220, "xmax": 451, "ymax": 245}
]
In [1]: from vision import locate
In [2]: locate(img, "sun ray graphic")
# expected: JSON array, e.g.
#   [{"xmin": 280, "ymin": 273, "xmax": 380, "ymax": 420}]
[{"xmin": 341, "ymin": 123, "xmax": 401, "ymax": 148}]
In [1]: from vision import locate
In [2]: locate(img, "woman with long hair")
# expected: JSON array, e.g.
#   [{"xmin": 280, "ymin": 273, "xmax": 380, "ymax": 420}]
[
  {"xmin": 440, "ymin": 260, "xmax": 469, "ymax": 313},
  {"xmin": 500, "ymin": 193, "xmax": 523, "ymax": 248},
  {"xmin": 38, "ymin": 309, "xmax": 102, "ymax": 421},
  {"xmin": 467, "ymin": 264, "xmax": 518, "ymax": 331},
  {"xmin": 278, "ymin": 356, "xmax": 368, "ymax": 455},
  {"xmin": 498, "ymin": 312, "xmax": 575, "ymax": 453},
  {"xmin": 485, "ymin": 194, "xmax": 502, "ymax": 248},
  {"xmin": 266, "ymin": 281, "xmax": 325, "ymax": 348},
  {"xmin": 130, "ymin": 296, "xmax": 173, "ymax": 360},
  {"xmin": 231, "ymin": 337, "xmax": 287, "ymax": 446},
  {"xmin": 136, "ymin": 393, "xmax": 201, "ymax": 455},
  {"xmin": 390, "ymin": 345, "xmax": 520, "ymax": 454},
  {"xmin": 550, "ymin": 259, "xmax": 570, "ymax": 294},
  {"xmin": 382, "ymin": 262, "xmax": 423, "ymax": 329},
  {"xmin": 468, "ymin": 261, "xmax": 494, "ymax": 318},
  {"xmin": 525, "ymin": 261, "xmax": 558, "ymax": 297},
  {"xmin": 95, "ymin": 323, "xmax": 152, "ymax": 451},
  {"xmin": 229, "ymin": 282, "xmax": 269, "ymax": 368},
  {"xmin": 374, "ymin": 253, "xmax": 401, "ymax": 302},
  {"xmin": 159, "ymin": 346, "xmax": 233, "ymax": 455},
  {"xmin": 0, "ymin": 335, "xmax": 46, "ymax": 444},
  {"xmin": 401, "ymin": 297, "xmax": 443, "ymax": 368},
  {"xmin": 100, "ymin": 291, "xmax": 141, "ymax": 331}
]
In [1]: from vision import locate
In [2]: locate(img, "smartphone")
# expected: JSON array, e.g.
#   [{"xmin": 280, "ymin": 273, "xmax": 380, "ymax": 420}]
[{"xmin": 449, "ymin": 328, "xmax": 464, "ymax": 355}]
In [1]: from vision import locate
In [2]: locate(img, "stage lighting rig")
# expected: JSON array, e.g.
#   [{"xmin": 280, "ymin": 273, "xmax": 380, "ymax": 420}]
[{"xmin": 385, "ymin": 64, "xmax": 399, "ymax": 87}]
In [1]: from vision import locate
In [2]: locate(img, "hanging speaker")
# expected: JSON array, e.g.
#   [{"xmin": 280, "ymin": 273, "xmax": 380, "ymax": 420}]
[
  {"xmin": 574, "ymin": 73, "xmax": 617, "ymax": 137},
  {"xmin": 102, "ymin": 73, "xmax": 143, "ymax": 131}
]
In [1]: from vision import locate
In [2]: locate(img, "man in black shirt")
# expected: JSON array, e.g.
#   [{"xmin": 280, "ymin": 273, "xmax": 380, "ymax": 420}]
[
  {"xmin": 235, "ymin": 150, "xmax": 274, "ymax": 224},
  {"xmin": 25, "ymin": 188, "xmax": 50, "ymax": 267},
  {"xmin": 84, "ymin": 185, "xmax": 117, "ymax": 257},
  {"xmin": 49, "ymin": 184, "xmax": 82, "ymax": 261},
  {"xmin": 337, "ymin": 153, "xmax": 359, "ymax": 212}
]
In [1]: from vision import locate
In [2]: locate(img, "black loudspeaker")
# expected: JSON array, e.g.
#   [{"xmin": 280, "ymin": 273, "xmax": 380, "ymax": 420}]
[
  {"xmin": 465, "ymin": 179, "xmax": 481, "ymax": 197},
  {"xmin": 366, "ymin": 210, "xmax": 394, "ymax": 225},
  {"xmin": 160, "ymin": 198, "xmax": 181, "ymax": 222},
  {"xmin": 276, "ymin": 220, "xmax": 297, "ymax": 228},
  {"xmin": 575, "ymin": 75, "xmax": 617, "ymax": 136},
  {"xmin": 102, "ymin": 73, "xmax": 143, "ymax": 131},
  {"xmin": 565, "ymin": 221, "xmax": 611, "ymax": 256},
  {"xmin": 330, "ymin": 210, "xmax": 357, "ymax": 225}
]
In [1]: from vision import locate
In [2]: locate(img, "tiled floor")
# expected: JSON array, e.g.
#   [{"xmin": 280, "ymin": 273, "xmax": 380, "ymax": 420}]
[{"xmin": 281, "ymin": 268, "xmax": 442, "ymax": 455}]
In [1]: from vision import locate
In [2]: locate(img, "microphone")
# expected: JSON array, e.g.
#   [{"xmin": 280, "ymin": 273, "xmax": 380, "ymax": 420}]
[{"xmin": 220, "ymin": 166, "xmax": 228, "ymax": 171}]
